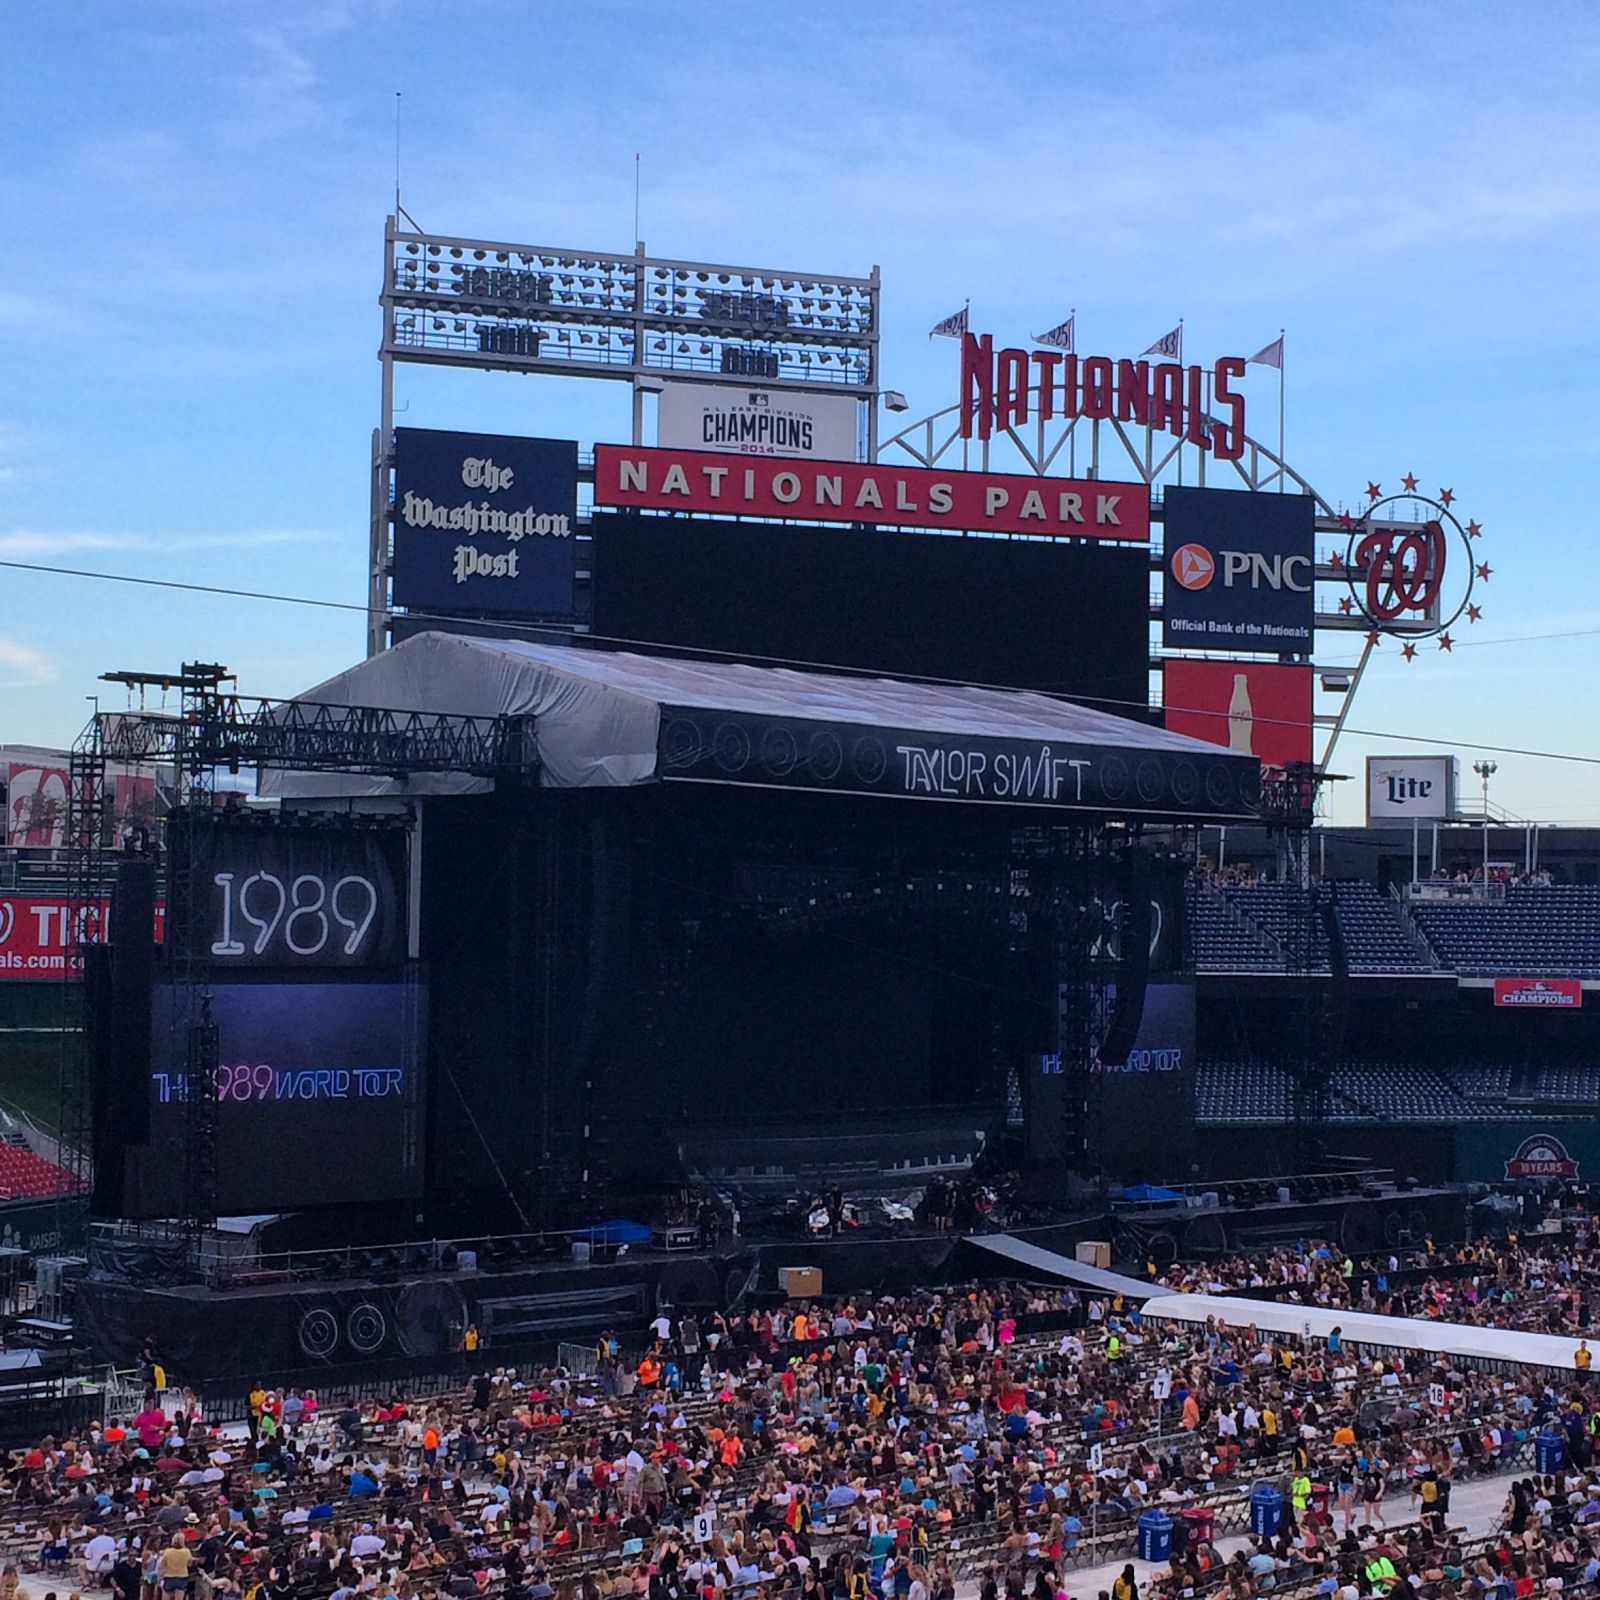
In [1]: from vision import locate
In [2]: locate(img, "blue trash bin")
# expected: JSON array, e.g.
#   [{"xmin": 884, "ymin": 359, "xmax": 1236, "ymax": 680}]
[
  {"xmin": 1138, "ymin": 1508, "xmax": 1174, "ymax": 1563},
  {"xmin": 1536, "ymin": 1430, "xmax": 1566, "ymax": 1473},
  {"xmin": 1250, "ymin": 1483, "xmax": 1284, "ymax": 1536}
]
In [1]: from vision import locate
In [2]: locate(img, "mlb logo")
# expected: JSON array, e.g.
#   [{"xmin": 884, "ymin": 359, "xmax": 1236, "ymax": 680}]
[{"xmin": 747, "ymin": 392, "xmax": 769, "ymax": 406}]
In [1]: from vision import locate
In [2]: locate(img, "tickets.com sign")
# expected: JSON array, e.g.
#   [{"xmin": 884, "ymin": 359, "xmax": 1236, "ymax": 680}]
[
  {"xmin": 593, "ymin": 445, "xmax": 1149, "ymax": 542},
  {"xmin": 0, "ymin": 895, "xmax": 166, "ymax": 980}
]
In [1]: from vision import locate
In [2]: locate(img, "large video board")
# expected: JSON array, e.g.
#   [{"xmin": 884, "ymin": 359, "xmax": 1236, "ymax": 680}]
[
  {"xmin": 590, "ymin": 510, "xmax": 1151, "ymax": 712},
  {"xmin": 120, "ymin": 982, "xmax": 424, "ymax": 1217}
]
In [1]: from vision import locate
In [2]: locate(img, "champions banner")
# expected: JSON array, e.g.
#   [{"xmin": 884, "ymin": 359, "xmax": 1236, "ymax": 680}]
[
  {"xmin": 593, "ymin": 444, "xmax": 1150, "ymax": 542},
  {"xmin": 657, "ymin": 382, "xmax": 858, "ymax": 461},
  {"xmin": 1494, "ymin": 977, "xmax": 1583, "ymax": 1009}
]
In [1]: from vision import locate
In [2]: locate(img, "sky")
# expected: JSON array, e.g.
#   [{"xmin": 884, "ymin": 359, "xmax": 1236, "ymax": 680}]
[{"xmin": 4, "ymin": 1, "xmax": 1600, "ymax": 823}]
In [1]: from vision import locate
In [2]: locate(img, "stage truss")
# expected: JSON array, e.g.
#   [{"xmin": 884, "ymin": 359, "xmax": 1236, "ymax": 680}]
[{"xmin": 58, "ymin": 670, "xmax": 544, "ymax": 1244}]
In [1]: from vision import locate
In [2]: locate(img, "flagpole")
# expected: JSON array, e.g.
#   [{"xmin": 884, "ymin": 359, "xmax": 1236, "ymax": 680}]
[
  {"xmin": 1277, "ymin": 327, "xmax": 1286, "ymax": 492},
  {"xmin": 1069, "ymin": 310, "xmax": 1077, "ymax": 477},
  {"xmin": 962, "ymin": 299, "xmax": 970, "ymax": 472}
]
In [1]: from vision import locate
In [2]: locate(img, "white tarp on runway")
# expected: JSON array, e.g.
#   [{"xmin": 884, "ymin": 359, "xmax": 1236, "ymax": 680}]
[
  {"xmin": 1141, "ymin": 1291, "xmax": 1587, "ymax": 1371},
  {"xmin": 966, "ymin": 1233, "xmax": 1157, "ymax": 1301}
]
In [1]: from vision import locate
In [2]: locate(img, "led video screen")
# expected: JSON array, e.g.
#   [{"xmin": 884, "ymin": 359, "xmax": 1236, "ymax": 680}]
[
  {"xmin": 119, "ymin": 982, "xmax": 424, "ymax": 1217},
  {"xmin": 590, "ymin": 512, "xmax": 1150, "ymax": 714}
]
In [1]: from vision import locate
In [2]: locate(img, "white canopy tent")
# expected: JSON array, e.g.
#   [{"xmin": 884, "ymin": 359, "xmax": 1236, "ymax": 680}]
[
  {"xmin": 1140, "ymin": 1291, "xmax": 1587, "ymax": 1372},
  {"xmin": 264, "ymin": 631, "xmax": 1259, "ymax": 819}
]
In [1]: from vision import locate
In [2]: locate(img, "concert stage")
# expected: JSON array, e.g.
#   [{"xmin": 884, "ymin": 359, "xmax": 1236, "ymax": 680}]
[{"xmin": 76, "ymin": 1178, "xmax": 1464, "ymax": 1386}]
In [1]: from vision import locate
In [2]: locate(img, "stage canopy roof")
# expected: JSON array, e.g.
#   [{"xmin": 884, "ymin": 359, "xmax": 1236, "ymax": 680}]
[{"xmin": 269, "ymin": 632, "xmax": 1260, "ymax": 821}]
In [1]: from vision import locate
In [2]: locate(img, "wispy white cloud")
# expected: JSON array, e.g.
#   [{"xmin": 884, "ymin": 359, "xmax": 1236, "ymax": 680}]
[
  {"xmin": 170, "ymin": 529, "xmax": 320, "ymax": 552},
  {"xmin": 0, "ymin": 531, "xmax": 139, "ymax": 558},
  {"xmin": 0, "ymin": 528, "xmax": 322, "ymax": 558},
  {"xmin": 0, "ymin": 636, "xmax": 59, "ymax": 688}
]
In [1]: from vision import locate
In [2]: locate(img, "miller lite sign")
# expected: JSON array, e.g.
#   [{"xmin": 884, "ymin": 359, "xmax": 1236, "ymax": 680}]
[{"xmin": 1365, "ymin": 755, "xmax": 1457, "ymax": 825}]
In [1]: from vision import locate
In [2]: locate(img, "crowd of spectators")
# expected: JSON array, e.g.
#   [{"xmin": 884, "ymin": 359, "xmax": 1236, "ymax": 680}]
[
  {"xmin": 5, "ymin": 1260, "xmax": 1599, "ymax": 1600},
  {"xmin": 1157, "ymin": 1235, "xmax": 1600, "ymax": 1336}
]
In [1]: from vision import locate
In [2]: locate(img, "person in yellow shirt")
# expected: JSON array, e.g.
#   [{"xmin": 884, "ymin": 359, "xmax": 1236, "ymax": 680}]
[
  {"xmin": 1577, "ymin": 1339, "xmax": 1592, "ymax": 1371},
  {"xmin": 463, "ymin": 1323, "xmax": 480, "ymax": 1354},
  {"xmin": 1291, "ymin": 1473, "xmax": 1311, "ymax": 1524},
  {"xmin": 161, "ymin": 1535, "xmax": 193, "ymax": 1592}
]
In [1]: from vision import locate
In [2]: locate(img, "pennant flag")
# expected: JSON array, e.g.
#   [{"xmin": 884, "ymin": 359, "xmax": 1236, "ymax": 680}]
[
  {"xmin": 1032, "ymin": 314, "xmax": 1075, "ymax": 352},
  {"xmin": 1141, "ymin": 323, "xmax": 1182, "ymax": 360},
  {"xmin": 1248, "ymin": 335, "xmax": 1284, "ymax": 369},
  {"xmin": 929, "ymin": 305, "xmax": 969, "ymax": 340}
]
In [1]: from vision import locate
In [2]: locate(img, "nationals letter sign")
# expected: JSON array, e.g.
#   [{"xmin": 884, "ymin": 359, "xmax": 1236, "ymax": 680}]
[{"xmin": 593, "ymin": 444, "xmax": 1149, "ymax": 542}]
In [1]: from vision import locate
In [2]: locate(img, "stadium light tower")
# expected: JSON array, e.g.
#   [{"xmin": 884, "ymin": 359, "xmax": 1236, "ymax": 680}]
[{"xmin": 1473, "ymin": 759, "xmax": 1498, "ymax": 884}]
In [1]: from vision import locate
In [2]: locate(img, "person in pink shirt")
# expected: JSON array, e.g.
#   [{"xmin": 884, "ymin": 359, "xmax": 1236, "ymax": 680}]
[{"xmin": 135, "ymin": 1406, "xmax": 166, "ymax": 1450}]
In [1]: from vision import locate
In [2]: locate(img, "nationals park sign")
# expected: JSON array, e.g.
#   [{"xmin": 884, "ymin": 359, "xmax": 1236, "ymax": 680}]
[{"xmin": 592, "ymin": 445, "xmax": 1149, "ymax": 541}]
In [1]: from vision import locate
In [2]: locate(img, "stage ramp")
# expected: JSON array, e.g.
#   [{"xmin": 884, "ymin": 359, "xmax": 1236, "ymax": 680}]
[{"xmin": 963, "ymin": 1232, "xmax": 1155, "ymax": 1301}]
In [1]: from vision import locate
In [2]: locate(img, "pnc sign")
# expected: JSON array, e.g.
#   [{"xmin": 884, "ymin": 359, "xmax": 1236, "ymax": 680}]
[
  {"xmin": 960, "ymin": 333, "xmax": 1247, "ymax": 457},
  {"xmin": 1161, "ymin": 487, "xmax": 1316, "ymax": 653},
  {"xmin": 1170, "ymin": 544, "xmax": 1215, "ymax": 590},
  {"xmin": 1168, "ymin": 542, "xmax": 1311, "ymax": 597}
]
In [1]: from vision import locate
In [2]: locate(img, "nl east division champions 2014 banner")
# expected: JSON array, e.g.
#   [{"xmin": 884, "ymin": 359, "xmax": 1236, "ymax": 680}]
[{"xmin": 656, "ymin": 382, "xmax": 859, "ymax": 461}]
